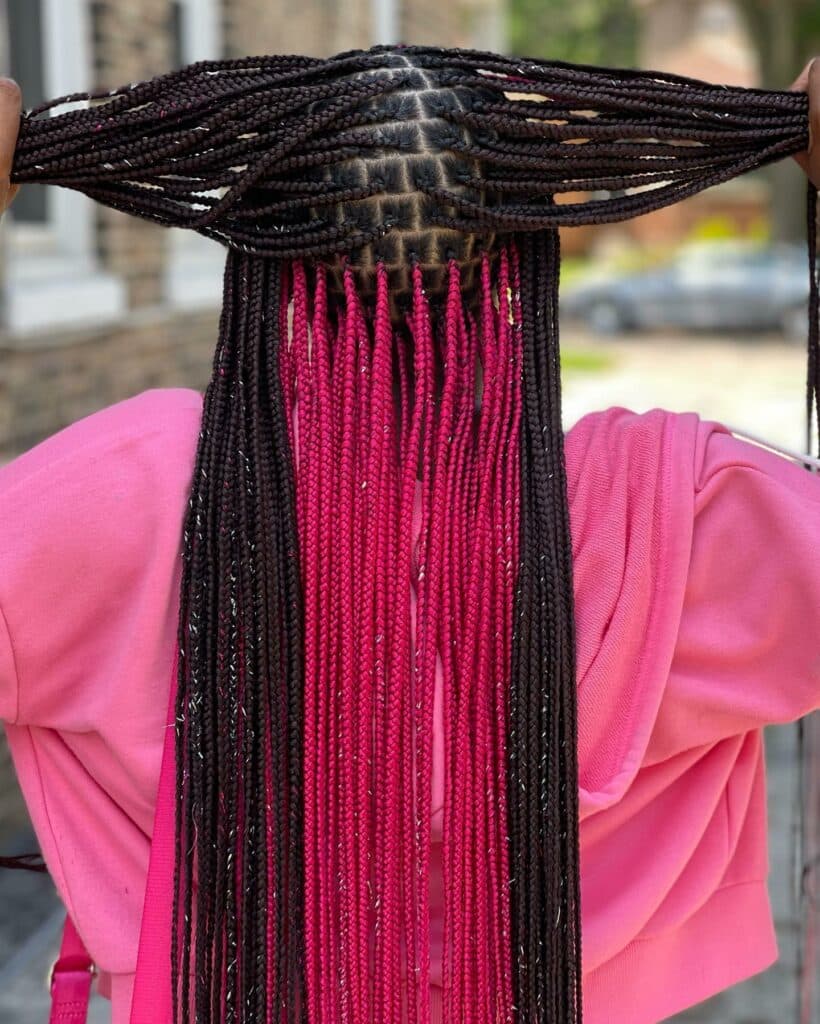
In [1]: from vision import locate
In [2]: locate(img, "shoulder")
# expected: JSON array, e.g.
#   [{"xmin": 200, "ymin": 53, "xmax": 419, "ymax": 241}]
[
  {"xmin": 564, "ymin": 405, "xmax": 740, "ymax": 803},
  {"xmin": 0, "ymin": 387, "xmax": 204, "ymax": 502},
  {"xmin": 0, "ymin": 388, "xmax": 204, "ymax": 726},
  {"xmin": 0, "ymin": 386, "xmax": 204, "ymax": 628},
  {"xmin": 563, "ymin": 405, "xmax": 716, "ymax": 518},
  {"xmin": 564, "ymin": 403, "xmax": 715, "ymax": 462}
]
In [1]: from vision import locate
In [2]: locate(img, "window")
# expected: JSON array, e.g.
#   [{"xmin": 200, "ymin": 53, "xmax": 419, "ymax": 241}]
[
  {"xmin": 169, "ymin": 0, "xmax": 220, "ymax": 70},
  {"xmin": 8, "ymin": 0, "xmax": 47, "ymax": 224},
  {"xmin": 170, "ymin": 2, "xmax": 186, "ymax": 71},
  {"xmin": 164, "ymin": 0, "xmax": 225, "ymax": 310},
  {"xmin": 371, "ymin": 0, "xmax": 399, "ymax": 45},
  {"xmin": 3, "ymin": 0, "xmax": 125, "ymax": 335}
]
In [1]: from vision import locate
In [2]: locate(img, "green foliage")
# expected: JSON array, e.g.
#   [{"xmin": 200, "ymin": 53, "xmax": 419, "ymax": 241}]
[
  {"xmin": 560, "ymin": 346, "xmax": 616, "ymax": 375},
  {"xmin": 736, "ymin": 0, "xmax": 820, "ymax": 84},
  {"xmin": 685, "ymin": 213, "xmax": 771, "ymax": 243},
  {"xmin": 558, "ymin": 256, "xmax": 593, "ymax": 287},
  {"xmin": 507, "ymin": 0, "xmax": 639, "ymax": 68},
  {"xmin": 686, "ymin": 214, "xmax": 740, "ymax": 242}
]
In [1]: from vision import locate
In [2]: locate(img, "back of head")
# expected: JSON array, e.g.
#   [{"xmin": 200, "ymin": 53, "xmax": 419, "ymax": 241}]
[{"xmin": 295, "ymin": 47, "xmax": 501, "ymax": 321}]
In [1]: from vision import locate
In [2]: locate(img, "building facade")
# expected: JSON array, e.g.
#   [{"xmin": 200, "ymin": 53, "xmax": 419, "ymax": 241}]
[
  {"xmin": 0, "ymin": 0, "xmax": 506, "ymax": 833},
  {"xmin": 0, "ymin": 0, "xmax": 506, "ymax": 461}
]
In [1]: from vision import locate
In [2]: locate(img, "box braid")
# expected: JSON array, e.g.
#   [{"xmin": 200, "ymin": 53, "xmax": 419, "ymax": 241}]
[{"xmin": 6, "ymin": 42, "xmax": 818, "ymax": 1024}]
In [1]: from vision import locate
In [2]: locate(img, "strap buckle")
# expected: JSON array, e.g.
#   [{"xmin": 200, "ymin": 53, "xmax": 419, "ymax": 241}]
[{"xmin": 47, "ymin": 956, "xmax": 97, "ymax": 993}]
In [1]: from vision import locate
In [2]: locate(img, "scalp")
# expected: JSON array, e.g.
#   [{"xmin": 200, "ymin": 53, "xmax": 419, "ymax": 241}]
[{"xmin": 302, "ymin": 50, "xmax": 500, "ymax": 321}]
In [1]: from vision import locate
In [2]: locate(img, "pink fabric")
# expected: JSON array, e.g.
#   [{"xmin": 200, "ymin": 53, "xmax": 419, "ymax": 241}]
[{"xmin": 1, "ymin": 387, "xmax": 819, "ymax": 1023}]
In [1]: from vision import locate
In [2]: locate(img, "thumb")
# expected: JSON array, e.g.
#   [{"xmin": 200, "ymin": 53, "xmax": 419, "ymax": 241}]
[
  {"xmin": 807, "ymin": 58, "xmax": 820, "ymax": 188},
  {"xmin": 0, "ymin": 77, "xmax": 22, "ymax": 216}
]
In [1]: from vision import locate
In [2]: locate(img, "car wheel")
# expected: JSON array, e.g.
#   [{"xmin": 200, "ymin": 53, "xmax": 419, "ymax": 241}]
[
  {"xmin": 587, "ymin": 300, "xmax": 624, "ymax": 335},
  {"xmin": 780, "ymin": 303, "xmax": 808, "ymax": 344}
]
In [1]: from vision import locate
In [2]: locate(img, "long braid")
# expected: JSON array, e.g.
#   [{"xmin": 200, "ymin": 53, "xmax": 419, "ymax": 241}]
[
  {"xmin": 513, "ymin": 226, "xmax": 582, "ymax": 1020},
  {"xmin": 7, "ymin": 42, "xmax": 819, "ymax": 1024},
  {"xmin": 169, "ymin": 249, "xmax": 306, "ymax": 1022}
]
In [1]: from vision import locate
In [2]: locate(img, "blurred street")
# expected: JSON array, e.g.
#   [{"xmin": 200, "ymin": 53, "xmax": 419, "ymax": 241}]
[
  {"xmin": 560, "ymin": 326, "xmax": 810, "ymax": 452},
  {"xmin": 0, "ymin": 328, "xmax": 814, "ymax": 1023}
]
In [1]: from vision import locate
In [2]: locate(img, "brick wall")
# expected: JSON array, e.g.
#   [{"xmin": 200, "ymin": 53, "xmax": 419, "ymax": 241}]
[
  {"xmin": 0, "ymin": 0, "xmax": 198, "ymax": 464},
  {"xmin": 91, "ymin": 0, "xmax": 173, "ymax": 309},
  {"xmin": 1, "ymin": 307, "xmax": 217, "ymax": 456},
  {"xmin": 223, "ymin": 0, "xmax": 506, "ymax": 65},
  {"xmin": 224, "ymin": 0, "xmax": 372, "ymax": 58},
  {"xmin": 0, "ymin": 0, "xmax": 508, "ymax": 459}
]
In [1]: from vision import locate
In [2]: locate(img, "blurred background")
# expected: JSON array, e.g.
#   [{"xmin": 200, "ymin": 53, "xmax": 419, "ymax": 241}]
[{"xmin": 0, "ymin": 0, "xmax": 818, "ymax": 1021}]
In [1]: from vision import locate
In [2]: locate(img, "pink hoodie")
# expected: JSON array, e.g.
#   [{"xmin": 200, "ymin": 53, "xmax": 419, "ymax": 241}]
[{"xmin": 1, "ymin": 387, "xmax": 819, "ymax": 1023}]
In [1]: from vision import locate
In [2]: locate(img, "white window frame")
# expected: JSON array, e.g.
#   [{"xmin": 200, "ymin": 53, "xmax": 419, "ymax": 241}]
[
  {"xmin": 371, "ymin": 0, "xmax": 399, "ymax": 45},
  {"xmin": 164, "ymin": 0, "xmax": 225, "ymax": 311},
  {"xmin": 3, "ymin": 0, "xmax": 126, "ymax": 337}
]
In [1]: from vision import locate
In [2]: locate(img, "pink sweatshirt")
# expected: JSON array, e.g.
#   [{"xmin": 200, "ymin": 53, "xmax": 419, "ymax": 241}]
[{"xmin": 1, "ymin": 386, "xmax": 819, "ymax": 1023}]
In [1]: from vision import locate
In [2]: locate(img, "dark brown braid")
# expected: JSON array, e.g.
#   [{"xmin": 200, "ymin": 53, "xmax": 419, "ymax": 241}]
[
  {"xmin": 5, "ymin": 42, "xmax": 818, "ymax": 1024},
  {"xmin": 510, "ymin": 224, "xmax": 581, "ymax": 1019}
]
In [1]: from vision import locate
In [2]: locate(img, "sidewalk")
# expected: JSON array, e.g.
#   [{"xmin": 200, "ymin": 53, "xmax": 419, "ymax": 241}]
[{"xmin": 0, "ymin": 848, "xmax": 109, "ymax": 1022}]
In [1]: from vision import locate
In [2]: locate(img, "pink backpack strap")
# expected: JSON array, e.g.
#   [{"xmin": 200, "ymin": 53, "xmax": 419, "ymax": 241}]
[
  {"xmin": 128, "ymin": 645, "xmax": 180, "ymax": 1023},
  {"xmin": 48, "ymin": 914, "xmax": 96, "ymax": 1024}
]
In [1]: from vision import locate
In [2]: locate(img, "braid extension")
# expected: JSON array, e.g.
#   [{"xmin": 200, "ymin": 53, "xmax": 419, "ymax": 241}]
[
  {"xmin": 7, "ymin": 42, "xmax": 820, "ymax": 1024},
  {"xmin": 171, "ymin": 248, "xmax": 306, "ymax": 1023},
  {"xmin": 511, "ymin": 225, "xmax": 582, "ymax": 1021},
  {"xmin": 281, "ymin": 243, "xmax": 520, "ymax": 1022}
]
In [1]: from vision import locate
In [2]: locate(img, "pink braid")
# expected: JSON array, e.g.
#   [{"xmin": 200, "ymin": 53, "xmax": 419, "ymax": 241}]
[{"xmin": 290, "ymin": 244, "xmax": 519, "ymax": 1023}]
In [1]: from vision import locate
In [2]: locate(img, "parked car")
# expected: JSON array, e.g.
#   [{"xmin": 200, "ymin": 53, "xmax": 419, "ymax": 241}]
[{"xmin": 561, "ymin": 241, "xmax": 814, "ymax": 340}]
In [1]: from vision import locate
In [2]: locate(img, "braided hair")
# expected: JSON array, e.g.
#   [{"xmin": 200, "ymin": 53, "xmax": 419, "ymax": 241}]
[{"xmin": 5, "ymin": 42, "xmax": 817, "ymax": 1024}]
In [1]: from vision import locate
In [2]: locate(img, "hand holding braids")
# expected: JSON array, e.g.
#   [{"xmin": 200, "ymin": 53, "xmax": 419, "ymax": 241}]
[
  {"xmin": 9, "ymin": 42, "xmax": 819, "ymax": 1024},
  {"xmin": 10, "ymin": 44, "xmax": 812, "ymax": 227},
  {"xmin": 9, "ymin": 44, "xmax": 815, "ymax": 329}
]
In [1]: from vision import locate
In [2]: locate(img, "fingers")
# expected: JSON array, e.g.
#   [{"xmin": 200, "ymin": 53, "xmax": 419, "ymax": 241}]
[
  {"xmin": 808, "ymin": 59, "xmax": 820, "ymax": 188},
  {"xmin": 0, "ymin": 77, "xmax": 21, "ymax": 216},
  {"xmin": 790, "ymin": 56, "xmax": 820, "ymax": 189}
]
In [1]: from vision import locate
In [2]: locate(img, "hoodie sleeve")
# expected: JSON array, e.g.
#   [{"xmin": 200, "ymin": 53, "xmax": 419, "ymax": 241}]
[
  {"xmin": 0, "ymin": 388, "xmax": 202, "ymax": 729},
  {"xmin": 0, "ymin": 580, "xmax": 16, "ymax": 722},
  {"xmin": 650, "ymin": 420, "xmax": 820, "ymax": 757}
]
